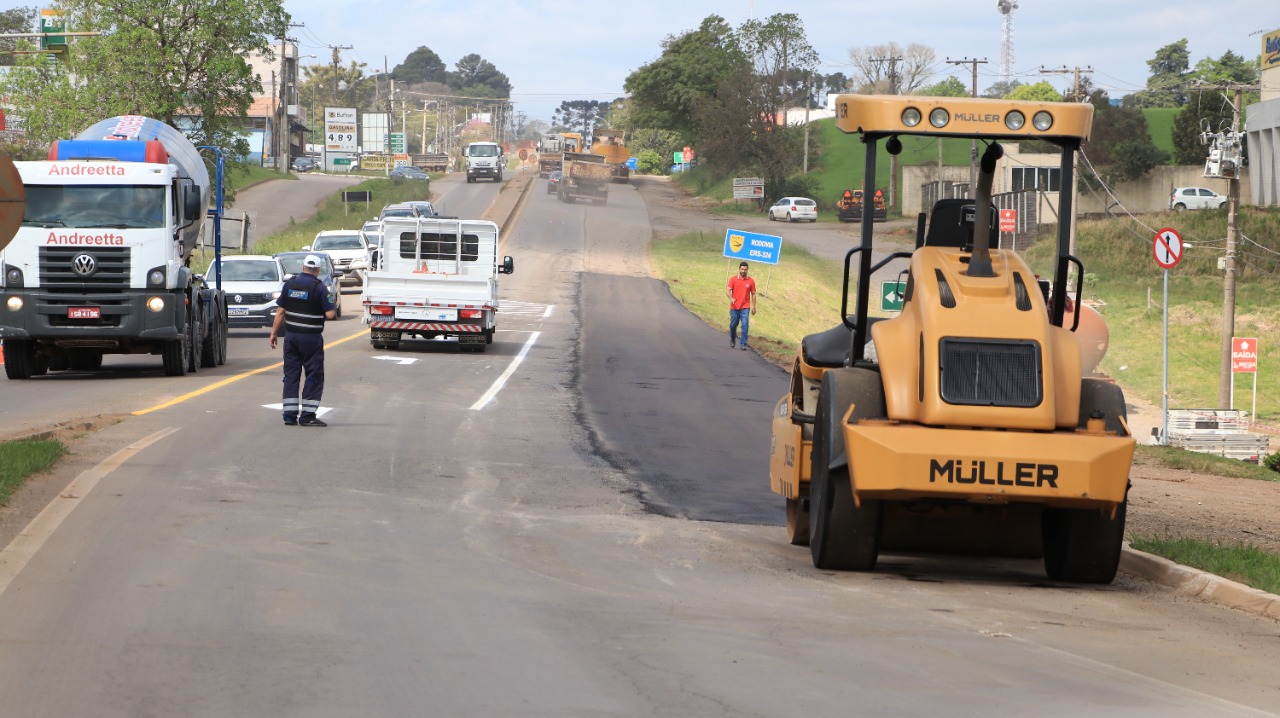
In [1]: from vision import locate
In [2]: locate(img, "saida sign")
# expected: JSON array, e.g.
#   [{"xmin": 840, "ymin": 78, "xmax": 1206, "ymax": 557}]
[{"xmin": 723, "ymin": 228, "xmax": 781, "ymax": 265}]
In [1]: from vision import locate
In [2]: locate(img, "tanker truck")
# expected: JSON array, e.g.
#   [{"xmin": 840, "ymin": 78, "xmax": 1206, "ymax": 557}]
[{"xmin": 0, "ymin": 115, "xmax": 229, "ymax": 378}]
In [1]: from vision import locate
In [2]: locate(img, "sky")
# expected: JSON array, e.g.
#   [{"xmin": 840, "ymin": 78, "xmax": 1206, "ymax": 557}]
[{"xmin": 285, "ymin": 0, "xmax": 1268, "ymax": 125}]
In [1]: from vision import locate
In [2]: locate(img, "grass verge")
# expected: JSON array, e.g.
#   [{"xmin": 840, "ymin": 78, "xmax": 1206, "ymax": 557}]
[
  {"xmin": 650, "ymin": 230, "xmax": 884, "ymax": 363},
  {"xmin": 0, "ymin": 440, "xmax": 67, "ymax": 505},
  {"xmin": 1129, "ymin": 534, "xmax": 1280, "ymax": 595}
]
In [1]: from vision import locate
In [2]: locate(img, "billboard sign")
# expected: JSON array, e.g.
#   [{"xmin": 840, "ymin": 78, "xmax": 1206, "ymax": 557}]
[
  {"xmin": 733, "ymin": 177, "xmax": 765, "ymax": 199},
  {"xmin": 723, "ymin": 228, "xmax": 781, "ymax": 265},
  {"xmin": 324, "ymin": 107, "xmax": 358, "ymax": 152}
]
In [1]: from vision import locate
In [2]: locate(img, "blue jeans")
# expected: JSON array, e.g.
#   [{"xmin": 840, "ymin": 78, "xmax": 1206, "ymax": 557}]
[{"xmin": 729, "ymin": 308, "xmax": 750, "ymax": 347}]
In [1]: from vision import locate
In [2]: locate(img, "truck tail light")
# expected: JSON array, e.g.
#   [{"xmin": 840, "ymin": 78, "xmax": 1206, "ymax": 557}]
[
  {"xmin": 460, "ymin": 309, "xmax": 482, "ymax": 319},
  {"xmin": 370, "ymin": 305, "xmax": 393, "ymax": 316}
]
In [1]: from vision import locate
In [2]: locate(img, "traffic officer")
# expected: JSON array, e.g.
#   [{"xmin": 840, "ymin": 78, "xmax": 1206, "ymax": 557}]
[{"xmin": 269, "ymin": 254, "xmax": 336, "ymax": 426}]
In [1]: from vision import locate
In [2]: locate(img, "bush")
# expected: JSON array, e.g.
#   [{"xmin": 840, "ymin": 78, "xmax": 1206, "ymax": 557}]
[{"xmin": 1264, "ymin": 451, "xmax": 1280, "ymax": 473}]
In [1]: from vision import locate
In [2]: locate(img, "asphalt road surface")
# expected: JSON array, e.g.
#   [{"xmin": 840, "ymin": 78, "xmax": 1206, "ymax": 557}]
[{"xmin": 0, "ymin": 175, "xmax": 1278, "ymax": 716}]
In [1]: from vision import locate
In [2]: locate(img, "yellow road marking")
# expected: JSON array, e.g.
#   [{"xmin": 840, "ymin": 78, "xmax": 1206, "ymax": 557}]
[{"xmin": 132, "ymin": 328, "xmax": 369, "ymax": 416}]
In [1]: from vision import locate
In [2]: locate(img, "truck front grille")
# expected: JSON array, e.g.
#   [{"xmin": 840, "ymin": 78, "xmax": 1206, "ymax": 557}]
[
  {"xmin": 229, "ymin": 292, "xmax": 275, "ymax": 305},
  {"xmin": 939, "ymin": 338, "xmax": 1042, "ymax": 408},
  {"xmin": 39, "ymin": 246, "xmax": 131, "ymax": 292}
]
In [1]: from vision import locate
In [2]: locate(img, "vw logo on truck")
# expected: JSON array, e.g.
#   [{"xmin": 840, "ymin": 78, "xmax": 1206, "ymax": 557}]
[{"xmin": 71, "ymin": 253, "xmax": 97, "ymax": 277}]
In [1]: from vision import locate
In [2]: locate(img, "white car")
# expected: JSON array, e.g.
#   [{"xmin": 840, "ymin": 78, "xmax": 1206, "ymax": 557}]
[
  {"xmin": 1169, "ymin": 186, "xmax": 1227, "ymax": 211},
  {"xmin": 769, "ymin": 196, "xmax": 819, "ymax": 222},
  {"xmin": 306, "ymin": 230, "xmax": 369, "ymax": 286},
  {"xmin": 204, "ymin": 255, "xmax": 284, "ymax": 329}
]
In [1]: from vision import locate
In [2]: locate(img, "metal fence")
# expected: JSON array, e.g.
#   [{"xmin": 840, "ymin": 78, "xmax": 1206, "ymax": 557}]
[{"xmin": 918, "ymin": 182, "xmax": 1045, "ymax": 252}]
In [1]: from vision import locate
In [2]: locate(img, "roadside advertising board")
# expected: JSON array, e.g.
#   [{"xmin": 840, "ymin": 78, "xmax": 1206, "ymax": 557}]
[
  {"xmin": 723, "ymin": 228, "xmax": 781, "ymax": 266},
  {"xmin": 733, "ymin": 177, "xmax": 765, "ymax": 200},
  {"xmin": 325, "ymin": 107, "xmax": 358, "ymax": 152}
]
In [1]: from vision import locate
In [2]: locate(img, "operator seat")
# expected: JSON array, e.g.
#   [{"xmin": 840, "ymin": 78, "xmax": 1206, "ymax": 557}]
[
  {"xmin": 923, "ymin": 199, "xmax": 999, "ymax": 251},
  {"xmin": 801, "ymin": 317, "xmax": 884, "ymax": 368}
]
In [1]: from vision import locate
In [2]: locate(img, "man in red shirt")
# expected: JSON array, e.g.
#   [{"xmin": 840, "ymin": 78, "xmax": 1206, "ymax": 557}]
[{"xmin": 726, "ymin": 261, "xmax": 757, "ymax": 350}]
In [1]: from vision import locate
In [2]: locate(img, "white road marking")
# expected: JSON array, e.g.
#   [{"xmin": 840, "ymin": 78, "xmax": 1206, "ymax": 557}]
[
  {"xmin": 470, "ymin": 331, "xmax": 541, "ymax": 411},
  {"xmin": 262, "ymin": 403, "xmax": 335, "ymax": 418},
  {"xmin": 372, "ymin": 355, "xmax": 419, "ymax": 365},
  {"xmin": 0, "ymin": 426, "xmax": 180, "ymax": 599}
]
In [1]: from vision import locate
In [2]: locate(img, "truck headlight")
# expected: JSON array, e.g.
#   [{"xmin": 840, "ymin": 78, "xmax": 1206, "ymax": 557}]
[
  {"xmin": 147, "ymin": 296, "xmax": 166, "ymax": 312},
  {"xmin": 6, "ymin": 296, "xmax": 22, "ymax": 311},
  {"xmin": 4, "ymin": 265, "xmax": 23, "ymax": 287}
]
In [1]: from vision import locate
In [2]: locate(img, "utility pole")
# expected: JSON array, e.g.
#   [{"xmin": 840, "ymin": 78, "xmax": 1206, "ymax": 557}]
[
  {"xmin": 871, "ymin": 56, "xmax": 903, "ymax": 208},
  {"xmin": 1039, "ymin": 65, "xmax": 1093, "ymax": 102},
  {"xmin": 803, "ymin": 71, "xmax": 811, "ymax": 174},
  {"xmin": 275, "ymin": 24, "xmax": 304, "ymax": 171},
  {"xmin": 1040, "ymin": 66, "xmax": 1092, "ymax": 257},
  {"xmin": 946, "ymin": 57, "xmax": 987, "ymax": 193},
  {"xmin": 328, "ymin": 44, "xmax": 353, "ymax": 103},
  {"xmin": 1195, "ymin": 83, "xmax": 1252, "ymax": 408}
]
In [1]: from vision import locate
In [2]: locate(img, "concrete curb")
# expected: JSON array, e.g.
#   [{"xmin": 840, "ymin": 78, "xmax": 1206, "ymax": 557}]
[
  {"xmin": 479, "ymin": 171, "xmax": 535, "ymax": 240},
  {"xmin": 1121, "ymin": 547, "xmax": 1280, "ymax": 620}
]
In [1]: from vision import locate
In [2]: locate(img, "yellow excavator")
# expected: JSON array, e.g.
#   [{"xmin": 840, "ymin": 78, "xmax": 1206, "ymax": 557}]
[{"xmin": 768, "ymin": 94, "xmax": 1134, "ymax": 583}]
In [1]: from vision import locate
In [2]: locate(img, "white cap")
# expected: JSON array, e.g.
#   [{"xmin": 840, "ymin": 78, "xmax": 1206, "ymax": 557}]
[{"xmin": 303, "ymin": 254, "xmax": 322, "ymax": 268}]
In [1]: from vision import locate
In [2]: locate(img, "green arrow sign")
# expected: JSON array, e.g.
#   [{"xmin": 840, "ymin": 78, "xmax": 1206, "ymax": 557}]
[{"xmin": 881, "ymin": 280, "xmax": 906, "ymax": 312}]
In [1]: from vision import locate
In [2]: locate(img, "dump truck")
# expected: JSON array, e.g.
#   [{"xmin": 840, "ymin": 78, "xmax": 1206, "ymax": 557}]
[
  {"xmin": 591, "ymin": 128, "xmax": 630, "ymax": 183},
  {"xmin": 538, "ymin": 133, "xmax": 565, "ymax": 178},
  {"xmin": 0, "ymin": 115, "xmax": 229, "ymax": 378},
  {"xmin": 768, "ymin": 94, "xmax": 1134, "ymax": 584},
  {"xmin": 411, "ymin": 153, "xmax": 451, "ymax": 173},
  {"xmin": 362, "ymin": 216, "xmax": 513, "ymax": 353},
  {"xmin": 557, "ymin": 152, "xmax": 610, "ymax": 205},
  {"xmin": 561, "ymin": 132, "xmax": 583, "ymax": 154},
  {"xmin": 836, "ymin": 188, "xmax": 887, "ymax": 222}
]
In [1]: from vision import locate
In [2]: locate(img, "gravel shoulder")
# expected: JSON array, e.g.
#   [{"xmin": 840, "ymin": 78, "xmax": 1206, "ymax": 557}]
[{"xmin": 632, "ymin": 174, "xmax": 1280, "ymax": 559}]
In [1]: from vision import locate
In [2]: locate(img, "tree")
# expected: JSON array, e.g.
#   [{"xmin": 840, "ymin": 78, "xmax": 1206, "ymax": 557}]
[
  {"xmin": 920, "ymin": 76, "xmax": 969, "ymax": 97},
  {"xmin": 1007, "ymin": 81, "xmax": 1063, "ymax": 103},
  {"xmin": 1192, "ymin": 49, "xmax": 1259, "ymax": 88},
  {"xmin": 635, "ymin": 148, "xmax": 666, "ymax": 175},
  {"xmin": 391, "ymin": 46, "xmax": 446, "ymax": 85},
  {"xmin": 1170, "ymin": 89, "xmax": 1235, "ymax": 166},
  {"xmin": 982, "ymin": 79, "xmax": 1021, "ymax": 98},
  {"xmin": 846, "ymin": 42, "xmax": 935, "ymax": 94},
  {"xmin": 447, "ymin": 53, "xmax": 510, "ymax": 97},
  {"xmin": 298, "ymin": 60, "xmax": 375, "ymax": 130},
  {"xmin": 812, "ymin": 72, "xmax": 849, "ymax": 107},
  {"xmin": 695, "ymin": 13, "xmax": 816, "ymax": 198},
  {"xmin": 1134, "ymin": 39, "xmax": 1190, "ymax": 107},
  {"xmin": 0, "ymin": 6, "xmax": 37, "ymax": 66},
  {"xmin": 518, "ymin": 118, "xmax": 549, "ymax": 141},
  {"xmin": 1085, "ymin": 90, "xmax": 1166, "ymax": 184},
  {"xmin": 623, "ymin": 15, "xmax": 743, "ymax": 142},
  {"xmin": 553, "ymin": 100, "xmax": 609, "ymax": 137},
  {"xmin": 0, "ymin": 0, "xmax": 288, "ymax": 167},
  {"xmin": 628, "ymin": 127, "xmax": 682, "ymax": 165}
]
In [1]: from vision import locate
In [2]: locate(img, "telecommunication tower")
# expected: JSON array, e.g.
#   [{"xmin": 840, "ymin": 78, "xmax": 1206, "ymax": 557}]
[{"xmin": 997, "ymin": 0, "xmax": 1018, "ymax": 86}]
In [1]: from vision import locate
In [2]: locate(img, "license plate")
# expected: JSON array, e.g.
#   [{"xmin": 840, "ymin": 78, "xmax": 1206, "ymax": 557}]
[
  {"xmin": 67, "ymin": 307, "xmax": 100, "ymax": 319},
  {"xmin": 396, "ymin": 307, "xmax": 456, "ymax": 321},
  {"xmin": 228, "ymin": 307, "xmax": 250, "ymax": 316}
]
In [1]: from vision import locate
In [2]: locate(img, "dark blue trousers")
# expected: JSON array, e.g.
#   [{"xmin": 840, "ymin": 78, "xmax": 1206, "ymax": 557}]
[{"xmin": 282, "ymin": 332, "xmax": 325, "ymax": 421}]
